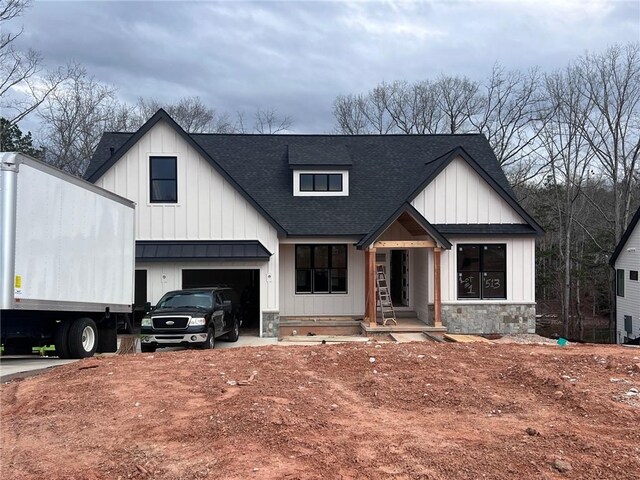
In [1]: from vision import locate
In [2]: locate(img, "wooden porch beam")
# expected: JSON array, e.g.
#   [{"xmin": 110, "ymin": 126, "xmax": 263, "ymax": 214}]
[
  {"xmin": 373, "ymin": 240, "xmax": 436, "ymax": 248},
  {"xmin": 364, "ymin": 247, "xmax": 377, "ymax": 327},
  {"xmin": 433, "ymin": 247, "xmax": 442, "ymax": 327}
]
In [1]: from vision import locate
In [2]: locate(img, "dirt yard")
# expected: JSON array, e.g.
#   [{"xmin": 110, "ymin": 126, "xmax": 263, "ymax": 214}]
[{"xmin": 2, "ymin": 342, "xmax": 639, "ymax": 479}]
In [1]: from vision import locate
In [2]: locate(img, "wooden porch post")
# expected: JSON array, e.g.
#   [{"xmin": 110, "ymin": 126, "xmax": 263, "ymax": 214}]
[
  {"xmin": 433, "ymin": 247, "xmax": 442, "ymax": 327},
  {"xmin": 364, "ymin": 248, "xmax": 370, "ymax": 321},
  {"xmin": 365, "ymin": 247, "xmax": 377, "ymax": 327}
]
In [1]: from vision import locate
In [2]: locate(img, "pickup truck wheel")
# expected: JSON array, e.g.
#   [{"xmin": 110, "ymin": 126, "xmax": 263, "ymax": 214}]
[
  {"xmin": 225, "ymin": 316, "xmax": 240, "ymax": 342},
  {"xmin": 141, "ymin": 344, "xmax": 156, "ymax": 353},
  {"xmin": 54, "ymin": 321, "xmax": 71, "ymax": 359},
  {"xmin": 201, "ymin": 328, "xmax": 215, "ymax": 350},
  {"xmin": 68, "ymin": 318, "xmax": 98, "ymax": 358}
]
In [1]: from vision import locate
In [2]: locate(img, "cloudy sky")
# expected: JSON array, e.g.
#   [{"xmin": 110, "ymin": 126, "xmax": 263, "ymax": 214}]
[{"xmin": 13, "ymin": 0, "xmax": 640, "ymax": 133}]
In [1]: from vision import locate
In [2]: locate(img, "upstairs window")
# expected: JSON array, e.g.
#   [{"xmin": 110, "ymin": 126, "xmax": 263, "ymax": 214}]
[
  {"xmin": 295, "ymin": 244, "xmax": 347, "ymax": 294},
  {"xmin": 150, "ymin": 156, "xmax": 177, "ymax": 203},
  {"xmin": 630, "ymin": 270, "xmax": 638, "ymax": 281},
  {"xmin": 457, "ymin": 244, "xmax": 506, "ymax": 299},
  {"xmin": 617, "ymin": 269, "xmax": 625, "ymax": 297},
  {"xmin": 300, "ymin": 173, "xmax": 343, "ymax": 192},
  {"xmin": 294, "ymin": 170, "xmax": 349, "ymax": 196}
]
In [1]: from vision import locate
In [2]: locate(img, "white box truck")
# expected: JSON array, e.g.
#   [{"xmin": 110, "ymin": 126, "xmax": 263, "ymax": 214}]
[{"xmin": 1, "ymin": 152, "xmax": 135, "ymax": 358}]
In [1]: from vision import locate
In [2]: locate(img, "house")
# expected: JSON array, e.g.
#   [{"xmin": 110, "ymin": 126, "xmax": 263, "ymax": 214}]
[
  {"xmin": 610, "ymin": 205, "xmax": 640, "ymax": 343},
  {"xmin": 85, "ymin": 109, "xmax": 543, "ymax": 338}
]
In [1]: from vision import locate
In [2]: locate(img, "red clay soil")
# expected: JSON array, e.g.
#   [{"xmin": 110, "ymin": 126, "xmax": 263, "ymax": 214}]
[{"xmin": 1, "ymin": 342, "xmax": 639, "ymax": 480}]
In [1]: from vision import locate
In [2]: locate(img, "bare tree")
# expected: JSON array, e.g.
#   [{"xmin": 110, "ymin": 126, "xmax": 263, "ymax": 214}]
[
  {"xmin": 541, "ymin": 66, "xmax": 595, "ymax": 338},
  {"xmin": 575, "ymin": 43, "xmax": 640, "ymax": 243},
  {"xmin": 333, "ymin": 94, "xmax": 370, "ymax": 134},
  {"xmin": 38, "ymin": 70, "xmax": 135, "ymax": 175},
  {"xmin": 252, "ymin": 107, "xmax": 292, "ymax": 134},
  {"xmin": 471, "ymin": 64, "xmax": 551, "ymax": 185},
  {"xmin": 0, "ymin": 0, "xmax": 74, "ymax": 125},
  {"xmin": 434, "ymin": 75, "xmax": 482, "ymax": 133},
  {"xmin": 135, "ymin": 96, "xmax": 234, "ymax": 133}
]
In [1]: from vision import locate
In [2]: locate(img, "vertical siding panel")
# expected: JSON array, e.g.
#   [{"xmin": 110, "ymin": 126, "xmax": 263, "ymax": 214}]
[
  {"xmin": 456, "ymin": 159, "xmax": 466, "ymax": 223},
  {"xmin": 165, "ymin": 205, "xmax": 176, "ymax": 239},
  {"xmin": 197, "ymin": 156, "xmax": 209, "ymax": 239},
  {"xmin": 233, "ymin": 192, "xmax": 246, "ymax": 238},
  {"xmin": 434, "ymin": 174, "xmax": 444, "ymax": 223},
  {"xmin": 211, "ymin": 172, "xmax": 223, "ymax": 239},
  {"xmin": 445, "ymin": 161, "xmax": 456, "ymax": 222},
  {"xmin": 468, "ymin": 165, "xmax": 478, "ymax": 223}
]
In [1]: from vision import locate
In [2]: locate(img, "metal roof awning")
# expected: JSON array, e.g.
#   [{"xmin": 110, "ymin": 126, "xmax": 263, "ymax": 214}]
[
  {"xmin": 433, "ymin": 224, "xmax": 538, "ymax": 236},
  {"xmin": 136, "ymin": 240, "xmax": 272, "ymax": 262}
]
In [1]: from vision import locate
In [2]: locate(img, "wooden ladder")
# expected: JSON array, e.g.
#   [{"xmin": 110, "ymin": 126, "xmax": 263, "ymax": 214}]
[{"xmin": 376, "ymin": 265, "xmax": 397, "ymax": 326}]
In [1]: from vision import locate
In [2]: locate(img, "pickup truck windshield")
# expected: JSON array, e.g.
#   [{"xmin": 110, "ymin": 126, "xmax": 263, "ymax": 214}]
[{"xmin": 156, "ymin": 292, "xmax": 213, "ymax": 310}]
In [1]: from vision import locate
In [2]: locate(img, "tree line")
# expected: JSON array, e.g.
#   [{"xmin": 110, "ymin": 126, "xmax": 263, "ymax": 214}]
[{"xmin": 333, "ymin": 43, "xmax": 640, "ymax": 340}]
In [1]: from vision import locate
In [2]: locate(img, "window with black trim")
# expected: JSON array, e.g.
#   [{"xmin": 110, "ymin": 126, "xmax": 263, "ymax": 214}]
[
  {"xmin": 617, "ymin": 269, "xmax": 625, "ymax": 297},
  {"xmin": 295, "ymin": 245, "xmax": 347, "ymax": 294},
  {"xmin": 299, "ymin": 173, "xmax": 343, "ymax": 192},
  {"xmin": 630, "ymin": 270, "xmax": 638, "ymax": 281},
  {"xmin": 457, "ymin": 244, "xmax": 506, "ymax": 299},
  {"xmin": 150, "ymin": 156, "xmax": 177, "ymax": 203}
]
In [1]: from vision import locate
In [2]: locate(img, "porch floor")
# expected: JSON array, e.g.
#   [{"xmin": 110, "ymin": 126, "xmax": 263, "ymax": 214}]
[{"xmin": 361, "ymin": 316, "xmax": 447, "ymax": 336}]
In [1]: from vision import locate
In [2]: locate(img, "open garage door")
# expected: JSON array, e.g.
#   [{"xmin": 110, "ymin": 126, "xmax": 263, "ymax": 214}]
[{"xmin": 182, "ymin": 269, "xmax": 260, "ymax": 334}]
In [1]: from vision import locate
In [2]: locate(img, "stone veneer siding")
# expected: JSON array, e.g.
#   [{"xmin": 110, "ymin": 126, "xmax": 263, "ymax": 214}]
[
  {"xmin": 262, "ymin": 311, "xmax": 280, "ymax": 337},
  {"xmin": 429, "ymin": 303, "xmax": 536, "ymax": 334}
]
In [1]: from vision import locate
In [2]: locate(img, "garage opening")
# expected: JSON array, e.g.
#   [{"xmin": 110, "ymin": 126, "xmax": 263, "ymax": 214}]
[{"xmin": 182, "ymin": 269, "xmax": 260, "ymax": 334}]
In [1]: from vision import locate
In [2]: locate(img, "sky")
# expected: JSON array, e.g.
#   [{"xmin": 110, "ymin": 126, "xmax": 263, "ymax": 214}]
[{"xmin": 11, "ymin": 0, "xmax": 640, "ymax": 134}]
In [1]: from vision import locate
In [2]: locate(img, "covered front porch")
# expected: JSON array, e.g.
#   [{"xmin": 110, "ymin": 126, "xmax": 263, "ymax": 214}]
[{"xmin": 359, "ymin": 203, "xmax": 451, "ymax": 333}]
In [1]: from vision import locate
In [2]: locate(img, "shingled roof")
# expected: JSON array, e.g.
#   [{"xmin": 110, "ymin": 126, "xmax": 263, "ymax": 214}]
[{"xmin": 85, "ymin": 110, "xmax": 543, "ymax": 239}]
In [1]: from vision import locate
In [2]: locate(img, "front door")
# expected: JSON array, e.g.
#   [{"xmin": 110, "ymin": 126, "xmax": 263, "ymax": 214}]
[{"xmin": 390, "ymin": 250, "xmax": 410, "ymax": 307}]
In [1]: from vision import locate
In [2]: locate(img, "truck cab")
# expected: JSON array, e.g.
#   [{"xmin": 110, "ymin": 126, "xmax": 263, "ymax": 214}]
[{"xmin": 140, "ymin": 288, "xmax": 239, "ymax": 352}]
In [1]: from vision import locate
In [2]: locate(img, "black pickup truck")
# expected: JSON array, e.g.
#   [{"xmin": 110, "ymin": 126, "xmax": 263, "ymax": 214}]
[{"xmin": 140, "ymin": 288, "xmax": 240, "ymax": 352}]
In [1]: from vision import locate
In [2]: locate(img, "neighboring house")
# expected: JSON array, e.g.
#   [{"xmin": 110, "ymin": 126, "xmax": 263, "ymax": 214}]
[
  {"xmin": 610, "ymin": 205, "xmax": 640, "ymax": 343},
  {"xmin": 85, "ymin": 109, "xmax": 543, "ymax": 338}
]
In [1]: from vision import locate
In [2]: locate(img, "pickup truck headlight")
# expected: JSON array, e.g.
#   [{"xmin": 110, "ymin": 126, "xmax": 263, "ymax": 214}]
[
  {"xmin": 188, "ymin": 317, "xmax": 206, "ymax": 326},
  {"xmin": 141, "ymin": 317, "xmax": 152, "ymax": 327}
]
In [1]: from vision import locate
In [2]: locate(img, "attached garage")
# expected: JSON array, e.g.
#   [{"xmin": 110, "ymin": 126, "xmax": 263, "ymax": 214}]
[
  {"xmin": 136, "ymin": 240, "xmax": 273, "ymax": 336},
  {"xmin": 182, "ymin": 269, "xmax": 260, "ymax": 332}
]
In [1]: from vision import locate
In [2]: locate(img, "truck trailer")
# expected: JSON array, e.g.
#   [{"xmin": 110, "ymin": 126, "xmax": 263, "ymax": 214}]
[{"xmin": 1, "ymin": 152, "xmax": 135, "ymax": 358}]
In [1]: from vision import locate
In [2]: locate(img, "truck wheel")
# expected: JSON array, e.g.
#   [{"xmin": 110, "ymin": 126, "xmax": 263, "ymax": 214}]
[
  {"xmin": 68, "ymin": 318, "xmax": 98, "ymax": 358},
  {"xmin": 141, "ymin": 344, "xmax": 156, "ymax": 353},
  {"xmin": 225, "ymin": 316, "xmax": 240, "ymax": 342},
  {"xmin": 54, "ymin": 321, "xmax": 72, "ymax": 359},
  {"xmin": 200, "ymin": 328, "xmax": 215, "ymax": 350}
]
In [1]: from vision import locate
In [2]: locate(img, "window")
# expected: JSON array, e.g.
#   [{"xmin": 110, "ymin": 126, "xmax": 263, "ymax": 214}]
[
  {"xmin": 295, "ymin": 244, "xmax": 347, "ymax": 294},
  {"xmin": 299, "ymin": 173, "xmax": 343, "ymax": 192},
  {"xmin": 457, "ymin": 244, "xmax": 506, "ymax": 299},
  {"xmin": 624, "ymin": 316, "xmax": 633, "ymax": 335},
  {"xmin": 631, "ymin": 271, "xmax": 638, "ymax": 281},
  {"xmin": 617, "ymin": 269, "xmax": 625, "ymax": 297},
  {"xmin": 294, "ymin": 170, "xmax": 349, "ymax": 196},
  {"xmin": 150, "ymin": 156, "xmax": 177, "ymax": 203}
]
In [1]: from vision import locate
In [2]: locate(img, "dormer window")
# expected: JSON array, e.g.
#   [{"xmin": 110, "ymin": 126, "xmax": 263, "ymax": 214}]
[
  {"xmin": 294, "ymin": 170, "xmax": 349, "ymax": 196},
  {"xmin": 300, "ymin": 173, "xmax": 343, "ymax": 192}
]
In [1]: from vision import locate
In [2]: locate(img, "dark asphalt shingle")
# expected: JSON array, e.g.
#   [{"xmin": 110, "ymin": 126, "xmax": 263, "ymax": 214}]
[{"xmin": 86, "ymin": 117, "xmax": 537, "ymax": 238}]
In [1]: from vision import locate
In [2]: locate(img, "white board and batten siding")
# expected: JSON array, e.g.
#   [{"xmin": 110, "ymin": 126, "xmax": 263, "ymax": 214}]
[
  {"xmin": 94, "ymin": 120, "xmax": 280, "ymax": 325},
  {"xmin": 614, "ymin": 223, "xmax": 640, "ymax": 342},
  {"xmin": 411, "ymin": 156, "xmax": 525, "ymax": 225},
  {"xmin": 408, "ymin": 155, "xmax": 535, "ymax": 318},
  {"xmin": 279, "ymin": 243, "xmax": 365, "ymax": 317}
]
